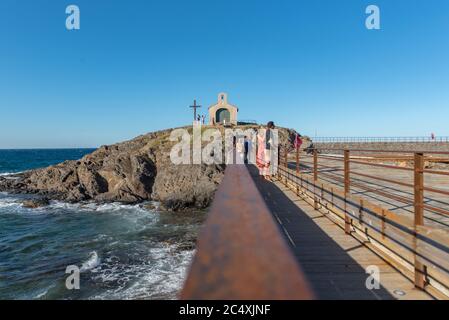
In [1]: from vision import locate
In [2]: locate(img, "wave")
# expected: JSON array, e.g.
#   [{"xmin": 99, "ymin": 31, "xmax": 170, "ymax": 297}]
[
  {"xmin": 33, "ymin": 284, "xmax": 56, "ymax": 300},
  {"xmin": 81, "ymin": 251, "xmax": 100, "ymax": 272},
  {"xmin": 49, "ymin": 201, "xmax": 152, "ymax": 213},
  {"xmin": 0, "ymin": 195, "xmax": 159, "ymax": 218},
  {"xmin": 0, "ymin": 171, "xmax": 24, "ymax": 176},
  {"xmin": 88, "ymin": 244, "xmax": 195, "ymax": 300},
  {"xmin": 0, "ymin": 195, "xmax": 22, "ymax": 209},
  {"xmin": 1, "ymin": 193, "xmax": 198, "ymax": 300}
]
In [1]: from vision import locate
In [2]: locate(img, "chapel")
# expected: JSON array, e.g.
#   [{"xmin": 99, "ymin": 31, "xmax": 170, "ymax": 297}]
[{"xmin": 208, "ymin": 93, "xmax": 238, "ymax": 125}]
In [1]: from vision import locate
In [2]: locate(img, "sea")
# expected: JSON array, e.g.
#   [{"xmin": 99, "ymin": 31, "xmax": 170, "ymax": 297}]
[{"xmin": 0, "ymin": 149, "xmax": 205, "ymax": 300}]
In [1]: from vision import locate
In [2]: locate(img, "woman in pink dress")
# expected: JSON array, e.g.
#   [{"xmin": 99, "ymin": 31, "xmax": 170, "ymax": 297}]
[{"xmin": 256, "ymin": 121, "xmax": 275, "ymax": 180}]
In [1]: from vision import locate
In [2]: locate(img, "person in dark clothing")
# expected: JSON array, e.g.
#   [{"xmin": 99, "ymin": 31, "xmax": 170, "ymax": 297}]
[
  {"xmin": 305, "ymin": 143, "xmax": 316, "ymax": 155},
  {"xmin": 265, "ymin": 121, "xmax": 275, "ymax": 150},
  {"xmin": 244, "ymin": 136, "xmax": 250, "ymax": 164}
]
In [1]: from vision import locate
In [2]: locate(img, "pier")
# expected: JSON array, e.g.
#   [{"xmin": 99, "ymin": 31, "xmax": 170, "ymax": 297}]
[{"xmin": 181, "ymin": 146, "xmax": 449, "ymax": 300}]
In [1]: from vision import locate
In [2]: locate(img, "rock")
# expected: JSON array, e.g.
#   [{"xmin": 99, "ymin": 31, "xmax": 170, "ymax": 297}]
[
  {"xmin": 143, "ymin": 201, "xmax": 161, "ymax": 211},
  {"xmin": 22, "ymin": 198, "xmax": 50, "ymax": 208},
  {"xmin": 0, "ymin": 126, "xmax": 300, "ymax": 210},
  {"xmin": 152, "ymin": 163, "xmax": 225, "ymax": 211}
]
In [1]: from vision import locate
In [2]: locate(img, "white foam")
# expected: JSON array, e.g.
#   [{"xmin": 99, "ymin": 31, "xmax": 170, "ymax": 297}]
[
  {"xmin": 1, "ymin": 193, "xmax": 192, "ymax": 300},
  {"xmin": 33, "ymin": 284, "xmax": 55, "ymax": 299},
  {"xmin": 0, "ymin": 171, "xmax": 24, "ymax": 177},
  {"xmin": 0, "ymin": 195, "xmax": 160, "ymax": 224},
  {"xmin": 89, "ymin": 244, "xmax": 195, "ymax": 300},
  {"xmin": 49, "ymin": 201, "xmax": 150, "ymax": 213},
  {"xmin": 0, "ymin": 196, "xmax": 22, "ymax": 209},
  {"xmin": 81, "ymin": 251, "xmax": 101, "ymax": 272},
  {"xmin": 34, "ymin": 291, "xmax": 48, "ymax": 299}
]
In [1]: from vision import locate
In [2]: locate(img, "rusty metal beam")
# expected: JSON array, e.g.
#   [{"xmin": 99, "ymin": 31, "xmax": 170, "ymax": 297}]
[
  {"xmin": 181, "ymin": 165, "xmax": 314, "ymax": 300},
  {"xmin": 344, "ymin": 150, "xmax": 351, "ymax": 234},
  {"xmin": 314, "ymin": 148, "xmax": 449, "ymax": 155},
  {"xmin": 296, "ymin": 147, "xmax": 300, "ymax": 174}
]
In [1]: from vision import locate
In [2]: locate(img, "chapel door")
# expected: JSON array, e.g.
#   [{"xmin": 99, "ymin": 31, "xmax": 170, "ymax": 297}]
[{"xmin": 216, "ymin": 108, "xmax": 230, "ymax": 123}]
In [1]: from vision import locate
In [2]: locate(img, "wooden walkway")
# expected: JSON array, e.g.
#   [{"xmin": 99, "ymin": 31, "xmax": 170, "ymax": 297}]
[{"xmin": 249, "ymin": 167, "xmax": 433, "ymax": 300}]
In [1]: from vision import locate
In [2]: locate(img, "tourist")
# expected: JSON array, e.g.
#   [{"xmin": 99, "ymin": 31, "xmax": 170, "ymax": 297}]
[
  {"xmin": 257, "ymin": 121, "xmax": 275, "ymax": 180},
  {"xmin": 294, "ymin": 133, "xmax": 303, "ymax": 149},
  {"xmin": 244, "ymin": 136, "xmax": 251, "ymax": 164},
  {"xmin": 235, "ymin": 136, "xmax": 245, "ymax": 164},
  {"xmin": 202, "ymin": 115, "xmax": 205, "ymax": 125}
]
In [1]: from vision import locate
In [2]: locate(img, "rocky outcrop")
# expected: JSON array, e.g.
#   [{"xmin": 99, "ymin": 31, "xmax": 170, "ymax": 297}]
[
  {"xmin": 152, "ymin": 164, "xmax": 225, "ymax": 211},
  {"xmin": 0, "ymin": 126, "xmax": 301, "ymax": 210},
  {"xmin": 22, "ymin": 198, "xmax": 50, "ymax": 209}
]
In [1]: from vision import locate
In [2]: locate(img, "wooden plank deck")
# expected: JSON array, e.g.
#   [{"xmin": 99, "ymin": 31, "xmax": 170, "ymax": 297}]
[{"xmin": 249, "ymin": 167, "xmax": 433, "ymax": 300}]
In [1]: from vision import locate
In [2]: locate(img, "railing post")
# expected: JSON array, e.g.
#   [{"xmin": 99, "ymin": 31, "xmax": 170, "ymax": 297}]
[
  {"xmin": 313, "ymin": 149, "xmax": 318, "ymax": 210},
  {"xmin": 344, "ymin": 150, "xmax": 351, "ymax": 234},
  {"xmin": 284, "ymin": 149, "xmax": 288, "ymax": 184},
  {"xmin": 284, "ymin": 148, "xmax": 288, "ymax": 168},
  {"xmin": 296, "ymin": 146, "xmax": 300, "ymax": 174},
  {"xmin": 414, "ymin": 152, "xmax": 425, "ymax": 290},
  {"xmin": 278, "ymin": 146, "xmax": 280, "ymax": 166},
  {"xmin": 277, "ymin": 147, "xmax": 281, "ymax": 180}
]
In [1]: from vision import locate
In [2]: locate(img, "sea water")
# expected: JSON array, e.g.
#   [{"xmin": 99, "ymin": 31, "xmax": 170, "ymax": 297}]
[{"xmin": 0, "ymin": 149, "xmax": 204, "ymax": 300}]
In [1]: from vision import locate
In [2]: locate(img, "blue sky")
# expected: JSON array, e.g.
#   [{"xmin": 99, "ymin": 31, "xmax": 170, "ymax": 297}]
[{"xmin": 1, "ymin": 0, "xmax": 448, "ymax": 148}]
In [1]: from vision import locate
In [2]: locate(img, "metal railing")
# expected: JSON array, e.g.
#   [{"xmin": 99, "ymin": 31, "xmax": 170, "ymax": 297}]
[
  {"xmin": 237, "ymin": 120, "xmax": 258, "ymax": 125},
  {"xmin": 313, "ymin": 136, "xmax": 449, "ymax": 143},
  {"xmin": 181, "ymin": 164, "xmax": 314, "ymax": 300},
  {"xmin": 278, "ymin": 146, "xmax": 449, "ymax": 299}
]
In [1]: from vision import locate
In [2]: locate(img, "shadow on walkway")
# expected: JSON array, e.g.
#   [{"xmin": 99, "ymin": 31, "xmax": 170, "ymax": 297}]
[{"xmin": 248, "ymin": 165, "xmax": 394, "ymax": 300}]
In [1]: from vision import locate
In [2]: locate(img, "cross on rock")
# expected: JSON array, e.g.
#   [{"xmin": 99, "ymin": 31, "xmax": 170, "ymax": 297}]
[{"xmin": 190, "ymin": 100, "xmax": 201, "ymax": 121}]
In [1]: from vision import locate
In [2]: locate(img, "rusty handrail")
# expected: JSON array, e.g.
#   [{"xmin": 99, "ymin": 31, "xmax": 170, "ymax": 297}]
[
  {"xmin": 311, "ymin": 148, "xmax": 449, "ymax": 155},
  {"xmin": 349, "ymin": 159, "xmax": 415, "ymax": 171},
  {"xmin": 181, "ymin": 165, "xmax": 314, "ymax": 300},
  {"xmin": 313, "ymin": 136, "xmax": 449, "ymax": 143},
  {"xmin": 424, "ymin": 169, "xmax": 449, "ymax": 176}
]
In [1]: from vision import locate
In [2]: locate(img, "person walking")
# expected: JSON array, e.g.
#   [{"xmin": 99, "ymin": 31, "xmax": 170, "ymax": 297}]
[
  {"xmin": 294, "ymin": 133, "xmax": 303, "ymax": 149},
  {"xmin": 257, "ymin": 121, "xmax": 275, "ymax": 180},
  {"xmin": 236, "ymin": 136, "xmax": 245, "ymax": 164},
  {"xmin": 244, "ymin": 135, "xmax": 251, "ymax": 164}
]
